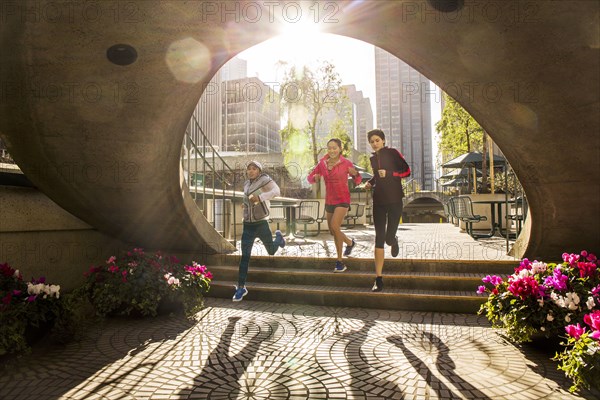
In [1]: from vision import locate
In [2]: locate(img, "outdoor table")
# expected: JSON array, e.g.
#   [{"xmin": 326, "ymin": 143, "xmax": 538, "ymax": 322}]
[
  {"xmin": 271, "ymin": 202, "xmax": 299, "ymax": 241},
  {"xmin": 472, "ymin": 199, "xmax": 511, "ymax": 238}
]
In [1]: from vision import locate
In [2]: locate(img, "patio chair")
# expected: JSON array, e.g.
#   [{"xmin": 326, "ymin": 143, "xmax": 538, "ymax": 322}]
[
  {"xmin": 295, "ymin": 200, "xmax": 321, "ymax": 238},
  {"xmin": 507, "ymin": 196, "xmax": 528, "ymax": 236},
  {"xmin": 268, "ymin": 205, "xmax": 287, "ymax": 233},
  {"xmin": 451, "ymin": 196, "xmax": 488, "ymax": 238},
  {"xmin": 344, "ymin": 203, "xmax": 365, "ymax": 228}
]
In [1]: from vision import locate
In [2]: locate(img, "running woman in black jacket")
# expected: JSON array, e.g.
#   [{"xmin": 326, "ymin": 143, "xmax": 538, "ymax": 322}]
[{"xmin": 364, "ymin": 129, "xmax": 411, "ymax": 292}]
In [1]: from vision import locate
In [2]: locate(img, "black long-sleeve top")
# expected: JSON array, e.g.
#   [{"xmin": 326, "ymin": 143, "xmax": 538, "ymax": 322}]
[{"xmin": 368, "ymin": 147, "xmax": 411, "ymax": 205}]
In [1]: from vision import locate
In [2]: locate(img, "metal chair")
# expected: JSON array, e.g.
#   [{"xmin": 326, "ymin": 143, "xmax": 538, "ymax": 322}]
[
  {"xmin": 451, "ymin": 196, "xmax": 488, "ymax": 238},
  {"xmin": 344, "ymin": 203, "xmax": 365, "ymax": 228},
  {"xmin": 295, "ymin": 200, "xmax": 321, "ymax": 238},
  {"xmin": 268, "ymin": 205, "xmax": 287, "ymax": 233}
]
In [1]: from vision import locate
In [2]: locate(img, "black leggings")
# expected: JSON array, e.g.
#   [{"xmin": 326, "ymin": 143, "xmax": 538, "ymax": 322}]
[{"xmin": 373, "ymin": 202, "xmax": 404, "ymax": 248}]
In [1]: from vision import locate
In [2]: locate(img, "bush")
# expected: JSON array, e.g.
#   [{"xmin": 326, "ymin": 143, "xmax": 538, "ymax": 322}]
[
  {"xmin": 0, "ymin": 263, "xmax": 68, "ymax": 356},
  {"xmin": 81, "ymin": 248, "xmax": 212, "ymax": 318},
  {"xmin": 477, "ymin": 250, "xmax": 599, "ymax": 392}
]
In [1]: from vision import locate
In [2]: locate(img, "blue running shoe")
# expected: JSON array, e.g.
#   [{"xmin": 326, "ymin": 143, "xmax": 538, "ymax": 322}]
[
  {"xmin": 275, "ymin": 230, "xmax": 286, "ymax": 248},
  {"xmin": 333, "ymin": 260, "xmax": 347, "ymax": 273},
  {"xmin": 232, "ymin": 286, "xmax": 248, "ymax": 302},
  {"xmin": 343, "ymin": 238, "xmax": 356, "ymax": 257}
]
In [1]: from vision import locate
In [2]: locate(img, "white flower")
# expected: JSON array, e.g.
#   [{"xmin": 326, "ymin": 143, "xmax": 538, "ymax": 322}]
[
  {"xmin": 537, "ymin": 298, "xmax": 544, "ymax": 307},
  {"xmin": 540, "ymin": 326, "xmax": 546, "ymax": 331},
  {"xmin": 552, "ymin": 294, "xmax": 566, "ymax": 308},
  {"xmin": 586, "ymin": 296, "xmax": 596, "ymax": 310},
  {"xmin": 49, "ymin": 284, "xmax": 60, "ymax": 299},
  {"xmin": 547, "ymin": 313, "xmax": 554, "ymax": 322},
  {"xmin": 566, "ymin": 292, "xmax": 580, "ymax": 304},
  {"xmin": 565, "ymin": 314, "xmax": 571, "ymax": 323},
  {"xmin": 518, "ymin": 269, "xmax": 531, "ymax": 278},
  {"xmin": 531, "ymin": 262, "xmax": 547, "ymax": 274},
  {"xmin": 587, "ymin": 343, "xmax": 599, "ymax": 356},
  {"xmin": 13, "ymin": 269, "xmax": 20, "ymax": 278}
]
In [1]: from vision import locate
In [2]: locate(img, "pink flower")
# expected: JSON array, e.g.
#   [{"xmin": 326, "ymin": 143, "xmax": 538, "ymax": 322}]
[
  {"xmin": 576, "ymin": 261, "xmax": 597, "ymax": 278},
  {"xmin": 583, "ymin": 311, "xmax": 600, "ymax": 331},
  {"xmin": 477, "ymin": 286, "xmax": 486, "ymax": 294},
  {"xmin": 108, "ymin": 265, "xmax": 119, "ymax": 273},
  {"xmin": 508, "ymin": 275, "xmax": 540, "ymax": 300},
  {"xmin": 27, "ymin": 295, "xmax": 37, "ymax": 302},
  {"xmin": 590, "ymin": 331, "xmax": 600, "ymax": 340},
  {"xmin": 106, "ymin": 256, "xmax": 116, "ymax": 264},
  {"xmin": 565, "ymin": 323, "xmax": 586, "ymax": 339}
]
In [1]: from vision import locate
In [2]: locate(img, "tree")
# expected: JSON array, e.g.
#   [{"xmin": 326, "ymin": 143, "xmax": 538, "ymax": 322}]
[
  {"xmin": 278, "ymin": 61, "xmax": 346, "ymax": 194},
  {"xmin": 326, "ymin": 119, "xmax": 353, "ymax": 158},
  {"xmin": 435, "ymin": 92, "xmax": 484, "ymax": 160},
  {"xmin": 436, "ymin": 92, "xmax": 486, "ymax": 192}
]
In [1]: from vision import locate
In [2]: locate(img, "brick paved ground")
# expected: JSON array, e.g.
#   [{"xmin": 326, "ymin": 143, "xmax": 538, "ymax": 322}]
[
  {"xmin": 238, "ymin": 223, "xmax": 518, "ymax": 262},
  {"xmin": 1, "ymin": 298, "xmax": 598, "ymax": 400}
]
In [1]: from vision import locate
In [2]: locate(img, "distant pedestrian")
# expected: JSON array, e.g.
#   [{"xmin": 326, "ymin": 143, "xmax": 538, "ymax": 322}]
[
  {"xmin": 308, "ymin": 138, "xmax": 362, "ymax": 272},
  {"xmin": 363, "ymin": 129, "xmax": 411, "ymax": 292},
  {"xmin": 233, "ymin": 161, "xmax": 285, "ymax": 302}
]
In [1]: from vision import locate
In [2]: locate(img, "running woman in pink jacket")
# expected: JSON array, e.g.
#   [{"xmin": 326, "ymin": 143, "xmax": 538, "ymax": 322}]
[{"xmin": 308, "ymin": 138, "xmax": 362, "ymax": 272}]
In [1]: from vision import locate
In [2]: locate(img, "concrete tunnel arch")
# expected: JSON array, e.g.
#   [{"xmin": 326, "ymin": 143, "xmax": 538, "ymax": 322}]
[{"xmin": 0, "ymin": 1, "xmax": 597, "ymax": 259}]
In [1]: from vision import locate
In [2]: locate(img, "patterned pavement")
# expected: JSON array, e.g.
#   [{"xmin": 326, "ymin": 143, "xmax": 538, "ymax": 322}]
[
  {"xmin": 1, "ymin": 298, "xmax": 598, "ymax": 400},
  {"xmin": 236, "ymin": 223, "xmax": 518, "ymax": 262}
]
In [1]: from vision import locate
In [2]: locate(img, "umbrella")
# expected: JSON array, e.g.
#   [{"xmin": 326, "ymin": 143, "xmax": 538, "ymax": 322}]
[
  {"xmin": 441, "ymin": 151, "xmax": 505, "ymax": 169},
  {"xmin": 441, "ymin": 178, "xmax": 468, "ymax": 187},
  {"xmin": 439, "ymin": 167, "xmax": 482, "ymax": 180}
]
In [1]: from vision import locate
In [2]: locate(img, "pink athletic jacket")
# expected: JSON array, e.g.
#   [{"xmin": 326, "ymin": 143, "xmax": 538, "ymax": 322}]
[{"xmin": 307, "ymin": 155, "xmax": 362, "ymax": 205}]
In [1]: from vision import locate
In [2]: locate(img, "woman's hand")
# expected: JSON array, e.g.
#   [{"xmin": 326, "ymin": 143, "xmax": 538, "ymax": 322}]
[
  {"xmin": 348, "ymin": 167, "xmax": 357, "ymax": 176},
  {"xmin": 248, "ymin": 194, "xmax": 259, "ymax": 204},
  {"xmin": 313, "ymin": 173, "xmax": 321, "ymax": 182},
  {"xmin": 364, "ymin": 182, "xmax": 372, "ymax": 190}
]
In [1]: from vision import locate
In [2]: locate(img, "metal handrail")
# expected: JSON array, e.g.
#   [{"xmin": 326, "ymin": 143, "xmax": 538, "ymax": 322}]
[{"xmin": 181, "ymin": 114, "xmax": 237, "ymax": 245}]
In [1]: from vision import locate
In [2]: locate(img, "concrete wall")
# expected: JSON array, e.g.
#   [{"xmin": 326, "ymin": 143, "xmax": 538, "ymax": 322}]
[{"xmin": 0, "ymin": 186, "xmax": 205, "ymax": 291}]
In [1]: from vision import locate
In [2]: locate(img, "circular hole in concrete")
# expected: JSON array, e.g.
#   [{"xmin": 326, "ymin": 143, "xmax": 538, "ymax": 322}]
[
  {"xmin": 106, "ymin": 44, "xmax": 138, "ymax": 66},
  {"xmin": 427, "ymin": 0, "xmax": 464, "ymax": 12}
]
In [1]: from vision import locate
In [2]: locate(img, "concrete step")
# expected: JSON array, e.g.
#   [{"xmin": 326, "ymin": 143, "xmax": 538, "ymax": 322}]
[
  {"xmin": 208, "ymin": 280, "xmax": 485, "ymax": 314},
  {"xmin": 209, "ymin": 265, "xmax": 488, "ymax": 292},
  {"xmin": 205, "ymin": 254, "xmax": 516, "ymax": 275},
  {"xmin": 203, "ymin": 255, "xmax": 512, "ymax": 313}
]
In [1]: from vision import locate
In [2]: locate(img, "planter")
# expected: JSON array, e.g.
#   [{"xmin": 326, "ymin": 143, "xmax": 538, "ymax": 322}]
[{"xmin": 157, "ymin": 298, "xmax": 184, "ymax": 316}]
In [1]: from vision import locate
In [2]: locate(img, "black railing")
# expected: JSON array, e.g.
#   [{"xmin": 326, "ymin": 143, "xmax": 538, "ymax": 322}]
[{"xmin": 181, "ymin": 114, "xmax": 237, "ymax": 244}]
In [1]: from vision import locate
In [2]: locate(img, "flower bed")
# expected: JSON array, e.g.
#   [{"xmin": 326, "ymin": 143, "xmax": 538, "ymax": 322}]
[
  {"xmin": 478, "ymin": 250, "xmax": 599, "ymax": 392},
  {"xmin": 81, "ymin": 248, "xmax": 212, "ymax": 318},
  {"xmin": 0, "ymin": 263, "xmax": 66, "ymax": 356}
]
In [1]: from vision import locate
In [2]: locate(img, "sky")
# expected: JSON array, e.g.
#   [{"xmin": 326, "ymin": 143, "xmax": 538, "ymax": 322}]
[
  {"xmin": 236, "ymin": 32, "xmax": 442, "ymax": 162},
  {"xmin": 238, "ymin": 32, "xmax": 378, "ymax": 119}
]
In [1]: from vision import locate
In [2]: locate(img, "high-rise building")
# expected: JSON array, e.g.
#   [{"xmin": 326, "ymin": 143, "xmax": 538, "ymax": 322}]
[
  {"xmin": 375, "ymin": 47, "xmax": 434, "ymax": 190},
  {"xmin": 220, "ymin": 57, "xmax": 248, "ymax": 81},
  {"xmin": 345, "ymin": 85, "xmax": 374, "ymax": 154},
  {"xmin": 189, "ymin": 70, "xmax": 224, "ymax": 151},
  {"xmin": 314, "ymin": 85, "xmax": 373, "ymax": 156},
  {"xmin": 222, "ymin": 77, "xmax": 281, "ymax": 153}
]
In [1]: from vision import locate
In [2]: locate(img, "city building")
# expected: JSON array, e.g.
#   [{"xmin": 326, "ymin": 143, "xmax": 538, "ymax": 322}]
[
  {"xmin": 314, "ymin": 84, "xmax": 373, "ymax": 159},
  {"xmin": 375, "ymin": 47, "xmax": 435, "ymax": 190},
  {"xmin": 222, "ymin": 77, "xmax": 281, "ymax": 153}
]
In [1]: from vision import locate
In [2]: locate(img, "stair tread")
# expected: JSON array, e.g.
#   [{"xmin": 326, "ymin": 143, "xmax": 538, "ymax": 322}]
[
  {"xmin": 208, "ymin": 265, "xmax": 501, "ymax": 279},
  {"xmin": 210, "ymin": 280, "xmax": 484, "ymax": 299}
]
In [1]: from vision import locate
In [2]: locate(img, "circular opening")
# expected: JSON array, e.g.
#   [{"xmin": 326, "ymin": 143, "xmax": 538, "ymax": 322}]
[
  {"xmin": 427, "ymin": 0, "xmax": 464, "ymax": 13},
  {"xmin": 106, "ymin": 44, "xmax": 138, "ymax": 66}
]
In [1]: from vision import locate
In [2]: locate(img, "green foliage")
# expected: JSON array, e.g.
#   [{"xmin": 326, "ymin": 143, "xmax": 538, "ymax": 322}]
[
  {"xmin": 436, "ymin": 92, "xmax": 484, "ymax": 160},
  {"xmin": 81, "ymin": 248, "xmax": 212, "ymax": 319},
  {"xmin": 0, "ymin": 263, "xmax": 69, "ymax": 356},
  {"xmin": 279, "ymin": 60, "xmax": 346, "ymax": 168},
  {"xmin": 357, "ymin": 153, "xmax": 372, "ymax": 174},
  {"xmin": 553, "ymin": 332, "xmax": 600, "ymax": 393},
  {"xmin": 326, "ymin": 119, "xmax": 353, "ymax": 158},
  {"xmin": 478, "ymin": 251, "xmax": 600, "ymax": 392}
]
